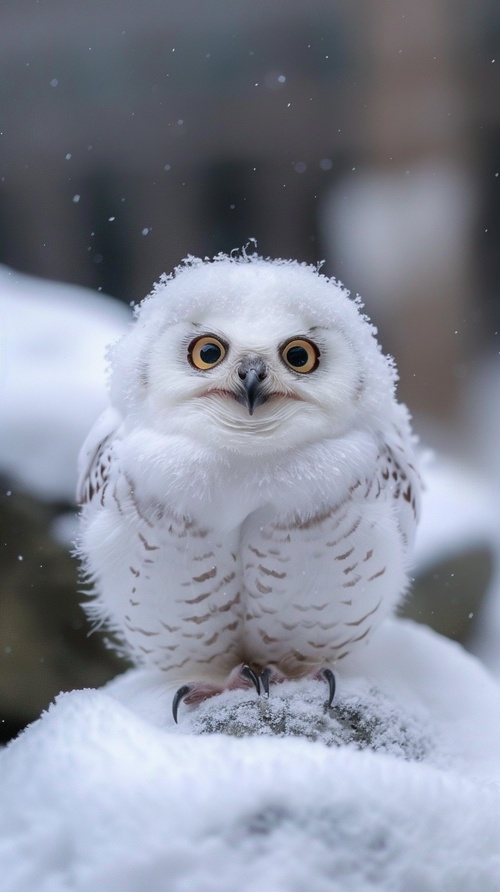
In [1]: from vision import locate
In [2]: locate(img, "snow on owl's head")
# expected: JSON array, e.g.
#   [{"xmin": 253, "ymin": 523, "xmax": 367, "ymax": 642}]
[{"xmin": 110, "ymin": 254, "xmax": 398, "ymax": 454}]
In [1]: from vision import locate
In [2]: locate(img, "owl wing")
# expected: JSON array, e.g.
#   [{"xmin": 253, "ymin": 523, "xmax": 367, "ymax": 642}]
[
  {"xmin": 378, "ymin": 421, "xmax": 421, "ymax": 551},
  {"xmin": 76, "ymin": 406, "xmax": 122, "ymax": 506}
]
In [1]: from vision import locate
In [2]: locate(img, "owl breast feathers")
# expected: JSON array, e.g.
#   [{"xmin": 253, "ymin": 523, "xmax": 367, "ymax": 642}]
[{"xmin": 77, "ymin": 254, "xmax": 420, "ymax": 703}]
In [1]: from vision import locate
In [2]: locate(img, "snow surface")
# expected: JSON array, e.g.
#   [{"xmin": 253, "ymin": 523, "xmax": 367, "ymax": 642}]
[
  {"xmin": 2, "ymin": 618, "xmax": 500, "ymax": 892},
  {"xmin": 0, "ymin": 265, "xmax": 131, "ymax": 501}
]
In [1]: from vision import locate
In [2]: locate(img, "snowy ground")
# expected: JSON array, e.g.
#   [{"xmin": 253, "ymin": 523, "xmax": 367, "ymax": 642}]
[
  {"xmin": 2, "ymin": 618, "xmax": 500, "ymax": 891},
  {"xmin": 2, "ymin": 266, "xmax": 500, "ymax": 890}
]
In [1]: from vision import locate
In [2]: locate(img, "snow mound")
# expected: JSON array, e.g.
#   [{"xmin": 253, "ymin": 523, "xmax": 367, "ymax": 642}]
[
  {"xmin": 2, "ymin": 619, "xmax": 500, "ymax": 890},
  {"xmin": 2, "ymin": 690, "xmax": 500, "ymax": 892},
  {"xmin": 0, "ymin": 266, "xmax": 131, "ymax": 501}
]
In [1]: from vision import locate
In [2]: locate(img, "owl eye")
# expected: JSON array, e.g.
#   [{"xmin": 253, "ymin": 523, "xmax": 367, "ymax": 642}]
[
  {"xmin": 188, "ymin": 335, "xmax": 227, "ymax": 370},
  {"xmin": 281, "ymin": 338, "xmax": 320, "ymax": 374}
]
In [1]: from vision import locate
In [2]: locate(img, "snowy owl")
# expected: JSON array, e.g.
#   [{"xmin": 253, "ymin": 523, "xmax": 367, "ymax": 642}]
[{"xmin": 77, "ymin": 254, "xmax": 420, "ymax": 721}]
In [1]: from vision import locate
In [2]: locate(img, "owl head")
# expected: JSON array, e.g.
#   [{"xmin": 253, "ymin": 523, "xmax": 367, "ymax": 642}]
[{"xmin": 110, "ymin": 255, "xmax": 398, "ymax": 455}]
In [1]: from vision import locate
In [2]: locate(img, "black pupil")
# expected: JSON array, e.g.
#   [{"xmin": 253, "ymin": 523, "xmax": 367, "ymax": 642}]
[
  {"xmin": 200, "ymin": 342, "xmax": 221, "ymax": 364},
  {"xmin": 286, "ymin": 345, "xmax": 310, "ymax": 368}
]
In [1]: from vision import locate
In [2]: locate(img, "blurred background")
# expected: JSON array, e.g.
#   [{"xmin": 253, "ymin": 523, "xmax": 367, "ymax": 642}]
[{"xmin": 0, "ymin": 0, "xmax": 499, "ymax": 741}]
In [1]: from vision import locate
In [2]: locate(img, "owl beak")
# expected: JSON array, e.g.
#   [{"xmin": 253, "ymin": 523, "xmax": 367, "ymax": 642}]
[{"xmin": 234, "ymin": 357, "xmax": 269, "ymax": 416}]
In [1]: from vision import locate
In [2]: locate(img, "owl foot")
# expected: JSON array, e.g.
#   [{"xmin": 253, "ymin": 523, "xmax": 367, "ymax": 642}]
[
  {"xmin": 172, "ymin": 663, "xmax": 260, "ymax": 723},
  {"xmin": 259, "ymin": 666, "xmax": 336, "ymax": 708}
]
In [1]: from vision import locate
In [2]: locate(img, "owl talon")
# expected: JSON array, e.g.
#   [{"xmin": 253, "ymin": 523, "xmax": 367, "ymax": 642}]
[
  {"xmin": 241, "ymin": 664, "xmax": 260, "ymax": 695},
  {"xmin": 322, "ymin": 668, "xmax": 336, "ymax": 708},
  {"xmin": 260, "ymin": 667, "xmax": 271, "ymax": 697},
  {"xmin": 172, "ymin": 684, "xmax": 192, "ymax": 724},
  {"xmin": 259, "ymin": 666, "xmax": 286, "ymax": 697},
  {"xmin": 172, "ymin": 664, "xmax": 260, "ymax": 723}
]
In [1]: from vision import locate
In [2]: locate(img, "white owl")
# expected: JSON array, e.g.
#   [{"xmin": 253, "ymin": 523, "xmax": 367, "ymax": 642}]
[{"xmin": 77, "ymin": 254, "xmax": 420, "ymax": 721}]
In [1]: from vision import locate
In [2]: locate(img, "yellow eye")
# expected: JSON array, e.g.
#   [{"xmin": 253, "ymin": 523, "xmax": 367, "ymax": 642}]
[
  {"xmin": 188, "ymin": 335, "xmax": 227, "ymax": 370},
  {"xmin": 281, "ymin": 338, "xmax": 320, "ymax": 374}
]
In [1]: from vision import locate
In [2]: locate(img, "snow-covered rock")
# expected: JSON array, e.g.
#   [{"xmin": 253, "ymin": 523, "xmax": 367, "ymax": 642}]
[{"xmin": 2, "ymin": 618, "xmax": 500, "ymax": 891}]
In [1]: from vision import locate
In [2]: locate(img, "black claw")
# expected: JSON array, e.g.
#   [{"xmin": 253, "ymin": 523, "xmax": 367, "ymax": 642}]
[
  {"xmin": 260, "ymin": 667, "xmax": 271, "ymax": 697},
  {"xmin": 322, "ymin": 668, "xmax": 336, "ymax": 708},
  {"xmin": 241, "ymin": 664, "xmax": 260, "ymax": 695},
  {"xmin": 172, "ymin": 684, "xmax": 192, "ymax": 724}
]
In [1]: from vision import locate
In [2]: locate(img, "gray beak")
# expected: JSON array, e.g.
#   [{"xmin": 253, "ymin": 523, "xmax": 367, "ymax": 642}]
[{"xmin": 234, "ymin": 357, "xmax": 269, "ymax": 416}]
